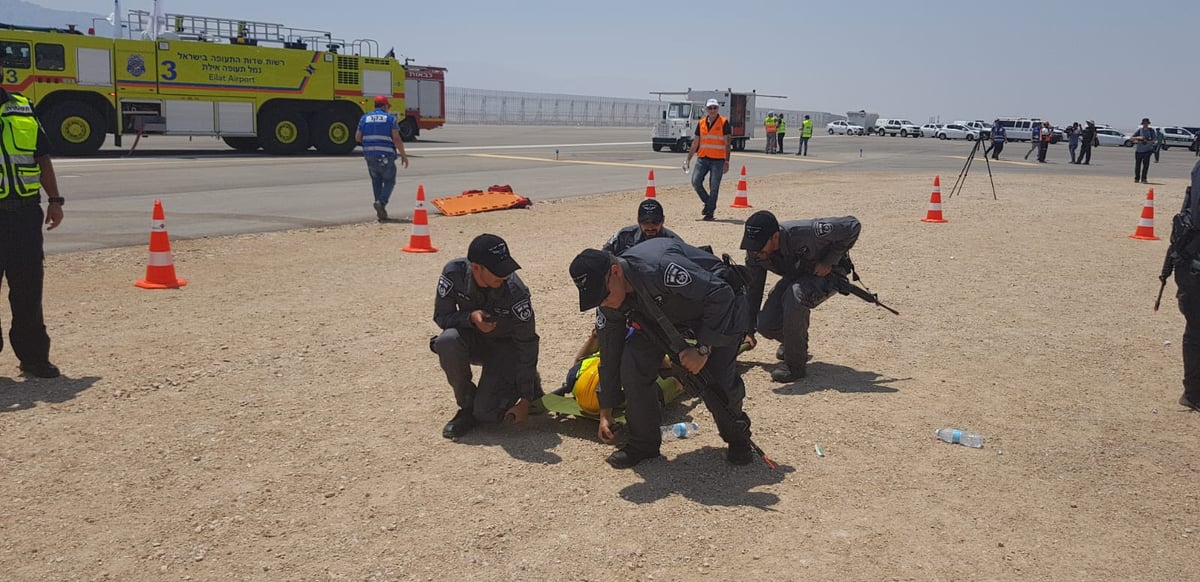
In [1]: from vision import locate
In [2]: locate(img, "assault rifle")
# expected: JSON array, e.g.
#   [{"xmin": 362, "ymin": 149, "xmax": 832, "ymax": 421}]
[
  {"xmin": 836, "ymin": 256, "xmax": 899, "ymax": 315},
  {"xmin": 1157, "ymin": 186, "xmax": 1195, "ymax": 312}
]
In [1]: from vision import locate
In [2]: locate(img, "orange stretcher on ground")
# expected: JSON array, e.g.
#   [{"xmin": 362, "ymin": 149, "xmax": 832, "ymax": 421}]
[{"xmin": 431, "ymin": 186, "xmax": 532, "ymax": 216}]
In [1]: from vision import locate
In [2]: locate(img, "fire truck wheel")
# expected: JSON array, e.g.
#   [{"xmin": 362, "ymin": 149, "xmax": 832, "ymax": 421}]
[
  {"xmin": 43, "ymin": 103, "xmax": 106, "ymax": 155},
  {"xmin": 312, "ymin": 110, "xmax": 359, "ymax": 155},
  {"xmin": 398, "ymin": 118, "xmax": 418, "ymax": 143},
  {"xmin": 259, "ymin": 108, "xmax": 311, "ymax": 155}
]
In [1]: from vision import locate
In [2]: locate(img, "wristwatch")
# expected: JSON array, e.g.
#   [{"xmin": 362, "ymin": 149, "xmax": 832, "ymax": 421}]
[
  {"xmin": 47, "ymin": 197, "xmax": 65, "ymax": 206},
  {"xmin": 695, "ymin": 345, "xmax": 711, "ymax": 356}
]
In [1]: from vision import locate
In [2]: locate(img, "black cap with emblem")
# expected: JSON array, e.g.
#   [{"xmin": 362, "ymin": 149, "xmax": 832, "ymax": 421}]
[
  {"xmin": 637, "ymin": 199, "xmax": 664, "ymax": 224},
  {"xmin": 569, "ymin": 248, "xmax": 613, "ymax": 311},
  {"xmin": 740, "ymin": 210, "xmax": 780, "ymax": 251},
  {"xmin": 467, "ymin": 233, "xmax": 521, "ymax": 277}
]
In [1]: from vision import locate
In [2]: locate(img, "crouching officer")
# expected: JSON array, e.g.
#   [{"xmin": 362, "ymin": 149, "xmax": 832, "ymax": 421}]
[
  {"xmin": 741, "ymin": 211, "xmax": 861, "ymax": 382},
  {"xmin": 601, "ymin": 199, "xmax": 683, "ymax": 255},
  {"xmin": 1167, "ymin": 160, "xmax": 1200, "ymax": 411},
  {"xmin": 569, "ymin": 237, "xmax": 755, "ymax": 468},
  {"xmin": 0, "ymin": 74, "xmax": 64, "ymax": 378},
  {"xmin": 433, "ymin": 234, "xmax": 541, "ymax": 438}
]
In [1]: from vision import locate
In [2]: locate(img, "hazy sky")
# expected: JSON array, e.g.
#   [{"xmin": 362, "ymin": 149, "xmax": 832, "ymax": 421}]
[{"xmin": 30, "ymin": 0, "xmax": 1200, "ymax": 127}]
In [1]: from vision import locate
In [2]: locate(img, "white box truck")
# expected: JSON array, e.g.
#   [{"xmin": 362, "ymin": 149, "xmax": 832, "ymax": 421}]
[{"xmin": 650, "ymin": 89, "xmax": 757, "ymax": 153}]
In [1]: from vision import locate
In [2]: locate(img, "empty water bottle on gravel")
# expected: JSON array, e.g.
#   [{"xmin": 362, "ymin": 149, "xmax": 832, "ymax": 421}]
[
  {"xmin": 661, "ymin": 421, "xmax": 700, "ymax": 440},
  {"xmin": 935, "ymin": 428, "xmax": 983, "ymax": 448}
]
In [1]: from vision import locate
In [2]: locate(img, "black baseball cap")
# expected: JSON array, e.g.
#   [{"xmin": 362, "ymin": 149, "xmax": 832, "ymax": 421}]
[
  {"xmin": 740, "ymin": 210, "xmax": 780, "ymax": 251},
  {"xmin": 569, "ymin": 249, "xmax": 613, "ymax": 311},
  {"xmin": 637, "ymin": 199, "xmax": 664, "ymax": 223},
  {"xmin": 467, "ymin": 233, "xmax": 521, "ymax": 277}
]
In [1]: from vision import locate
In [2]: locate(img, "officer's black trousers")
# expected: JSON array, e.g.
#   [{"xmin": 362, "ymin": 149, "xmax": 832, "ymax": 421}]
[
  {"xmin": 0, "ymin": 205, "xmax": 51, "ymax": 366},
  {"xmin": 756, "ymin": 275, "xmax": 838, "ymax": 370},
  {"xmin": 621, "ymin": 330, "xmax": 748, "ymax": 456},
  {"xmin": 990, "ymin": 140, "xmax": 1004, "ymax": 159},
  {"xmin": 1078, "ymin": 142, "xmax": 1092, "ymax": 164},
  {"xmin": 434, "ymin": 327, "xmax": 519, "ymax": 422},
  {"xmin": 1176, "ymin": 266, "xmax": 1200, "ymax": 403}
]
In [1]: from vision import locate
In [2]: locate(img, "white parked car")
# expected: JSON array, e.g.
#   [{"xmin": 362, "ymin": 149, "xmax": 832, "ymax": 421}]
[
  {"xmin": 1156, "ymin": 126, "xmax": 1196, "ymax": 150},
  {"xmin": 1094, "ymin": 128, "xmax": 1131, "ymax": 147},
  {"xmin": 827, "ymin": 120, "xmax": 866, "ymax": 135},
  {"xmin": 936, "ymin": 124, "xmax": 978, "ymax": 141},
  {"xmin": 919, "ymin": 123, "xmax": 941, "ymax": 138}
]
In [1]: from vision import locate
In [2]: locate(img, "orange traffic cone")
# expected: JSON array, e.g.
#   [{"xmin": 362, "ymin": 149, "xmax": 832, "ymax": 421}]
[
  {"xmin": 644, "ymin": 169, "xmax": 657, "ymax": 199},
  {"xmin": 135, "ymin": 199, "xmax": 187, "ymax": 289},
  {"xmin": 403, "ymin": 184, "xmax": 439, "ymax": 253},
  {"xmin": 1130, "ymin": 188, "xmax": 1160, "ymax": 240},
  {"xmin": 730, "ymin": 165, "xmax": 752, "ymax": 208},
  {"xmin": 920, "ymin": 176, "xmax": 948, "ymax": 223}
]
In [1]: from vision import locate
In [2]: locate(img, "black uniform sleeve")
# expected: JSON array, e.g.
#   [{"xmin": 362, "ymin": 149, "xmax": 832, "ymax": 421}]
[
  {"xmin": 503, "ymin": 285, "xmax": 541, "ymax": 400},
  {"xmin": 1187, "ymin": 161, "xmax": 1200, "ymax": 227},
  {"xmin": 433, "ymin": 262, "xmax": 473, "ymax": 330},
  {"xmin": 659, "ymin": 254, "xmax": 739, "ymax": 347},
  {"xmin": 744, "ymin": 257, "xmax": 769, "ymax": 335},
  {"xmin": 595, "ymin": 307, "xmax": 626, "ymax": 410}
]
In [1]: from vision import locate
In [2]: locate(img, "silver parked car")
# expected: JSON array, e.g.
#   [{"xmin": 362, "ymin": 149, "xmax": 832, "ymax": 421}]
[{"xmin": 1094, "ymin": 128, "xmax": 1131, "ymax": 147}]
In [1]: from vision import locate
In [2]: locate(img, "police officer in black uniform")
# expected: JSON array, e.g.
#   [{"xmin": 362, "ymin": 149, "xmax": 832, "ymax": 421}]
[
  {"xmin": 740, "ymin": 211, "xmax": 861, "ymax": 382},
  {"xmin": 601, "ymin": 199, "xmax": 682, "ymax": 255},
  {"xmin": 433, "ymin": 234, "xmax": 541, "ymax": 438},
  {"xmin": 1171, "ymin": 161, "xmax": 1200, "ymax": 411},
  {"xmin": 569, "ymin": 237, "xmax": 754, "ymax": 468},
  {"xmin": 0, "ymin": 67, "xmax": 65, "ymax": 378}
]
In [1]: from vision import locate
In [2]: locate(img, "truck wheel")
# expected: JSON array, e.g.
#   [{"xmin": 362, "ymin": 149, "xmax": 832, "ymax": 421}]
[
  {"xmin": 652, "ymin": 143, "xmax": 664, "ymax": 152},
  {"xmin": 398, "ymin": 118, "xmax": 418, "ymax": 142},
  {"xmin": 829, "ymin": 128, "xmax": 835, "ymax": 135},
  {"xmin": 222, "ymin": 136, "xmax": 260, "ymax": 152},
  {"xmin": 312, "ymin": 109, "xmax": 359, "ymax": 155},
  {"xmin": 259, "ymin": 107, "xmax": 311, "ymax": 155},
  {"xmin": 900, "ymin": 130, "xmax": 909, "ymax": 137},
  {"xmin": 43, "ymin": 102, "xmax": 106, "ymax": 155}
]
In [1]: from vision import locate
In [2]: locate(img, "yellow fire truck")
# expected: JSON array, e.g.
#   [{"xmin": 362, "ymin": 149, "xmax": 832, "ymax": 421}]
[{"xmin": 0, "ymin": 11, "xmax": 412, "ymax": 155}]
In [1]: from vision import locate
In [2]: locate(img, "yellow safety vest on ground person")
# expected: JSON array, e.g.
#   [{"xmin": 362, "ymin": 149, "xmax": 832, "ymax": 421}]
[
  {"xmin": 801, "ymin": 118, "xmax": 813, "ymax": 138},
  {"xmin": 0, "ymin": 94, "xmax": 42, "ymax": 199},
  {"xmin": 765, "ymin": 115, "xmax": 778, "ymax": 134},
  {"xmin": 777, "ymin": 116, "xmax": 787, "ymax": 133},
  {"xmin": 698, "ymin": 115, "xmax": 729, "ymax": 159}
]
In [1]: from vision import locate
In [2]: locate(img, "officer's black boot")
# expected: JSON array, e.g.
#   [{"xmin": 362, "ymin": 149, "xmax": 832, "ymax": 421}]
[
  {"xmin": 442, "ymin": 408, "xmax": 476, "ymax": 439},
  {"xmin": 726, "ymin": 441, "xmax": 754, "ymax": 465},
  {"xmin": 1181, "ymin": 343, "xmax": 1200, "ymax": 411}
]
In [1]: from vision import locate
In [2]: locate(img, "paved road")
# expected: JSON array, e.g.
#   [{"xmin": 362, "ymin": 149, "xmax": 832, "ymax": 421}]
[{"xmin": 46, "ymin": 126, "xmax": 1199, "ymax": 254}]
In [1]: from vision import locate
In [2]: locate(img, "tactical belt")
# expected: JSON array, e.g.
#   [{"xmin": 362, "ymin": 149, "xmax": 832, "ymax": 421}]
[{"xmin": 0, "ymin": 196, "xmax": 41, "ymax": 210}]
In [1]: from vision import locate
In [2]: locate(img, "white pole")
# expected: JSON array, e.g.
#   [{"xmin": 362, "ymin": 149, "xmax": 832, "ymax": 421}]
[
  {"xmin": 151, "ymin": 0, "xmax": 164, "ymax": 40},
  {"xmin": 111, "ymin": 0, "xmax": 122, "ymax": 37}
]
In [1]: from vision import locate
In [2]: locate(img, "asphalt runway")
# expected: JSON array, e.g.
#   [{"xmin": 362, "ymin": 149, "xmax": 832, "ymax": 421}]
[{"xmin": 46, "ymin": 125, "xmax": 1200, "ymax": 254}]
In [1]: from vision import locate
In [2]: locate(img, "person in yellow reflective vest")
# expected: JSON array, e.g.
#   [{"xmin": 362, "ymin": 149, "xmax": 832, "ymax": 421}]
[
  {"xmin": 0, "ymin": 70, "xmax": 65, "ymax": 378},
  {"xmin": 764, "ymin": 112, "xmax": 778, "ymax": 154},
  {"xmin": 797, "ymin": 115, "xmax": 814, "ymax": 156},
  {"xmin": 775, "ymin": 114, "xmax": 787, "ymax": 155},
  {"xmin": 685, "ymin": 99, "xmax": 732, "ymax": 221}
]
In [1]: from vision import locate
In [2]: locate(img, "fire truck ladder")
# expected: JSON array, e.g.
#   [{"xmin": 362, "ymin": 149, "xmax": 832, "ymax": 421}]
[{"xmin": 123, "ymin": 10, "xmax": 352, "ymax": 53}]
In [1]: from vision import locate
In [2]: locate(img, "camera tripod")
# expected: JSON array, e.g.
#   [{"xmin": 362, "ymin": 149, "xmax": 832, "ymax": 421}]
[{"xmin": 948, "ymin": 134, "xmax": 997, "ymax": 200}]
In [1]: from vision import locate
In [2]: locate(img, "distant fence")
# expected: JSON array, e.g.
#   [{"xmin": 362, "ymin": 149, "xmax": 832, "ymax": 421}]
[{"xmin": 446, "ymin": 86, "xmax": 841, "ymax": 129}]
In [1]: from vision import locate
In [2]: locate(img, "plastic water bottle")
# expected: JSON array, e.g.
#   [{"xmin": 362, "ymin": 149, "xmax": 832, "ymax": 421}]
[
  {"xmin": 661, "ymin": 421, "xmax": 700, "ymax": 441},
  {"xmin": 935, "ymin": 428, "xmax": 983, "ymax": 448}
]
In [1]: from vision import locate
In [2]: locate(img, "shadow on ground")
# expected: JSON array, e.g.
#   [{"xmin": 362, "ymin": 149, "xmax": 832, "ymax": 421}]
[
  {"xmin": 0, "ymin": 374, "xmax": 101, "ymax": 413},
  {"xmin": 771, "ymin": 362, "xmax": 905, "ymax": 396},
  {"xmin": 452, "ymin": 419, "xmax": 565, "ymax": 465},
  {"xmin": 619, "ymin": 447, "xmax": 794, "ymax": 508}
]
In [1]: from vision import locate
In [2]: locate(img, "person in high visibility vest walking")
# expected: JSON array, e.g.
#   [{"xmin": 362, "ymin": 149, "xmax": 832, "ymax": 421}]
[
  {"xmin": 355, "ymin": 95, "xmax": 409, "ymax": 222},
  {"xmin": 685, "ymin": 99, "xmax": 733, "ymax": 221},
  {"xmin": 764, "ymin": 112, "xmax": 778, "ymax": 154},
  {"xmin": 797, "ymin": 115, "xmax": 814, "ymax": 156},
  {"xmin": 775, "ymin": 114, "xmax": 787, "ymax": 155},
  {"xmin": 0, "ymin": 65, "xmax": 66, "ymax": 378}
]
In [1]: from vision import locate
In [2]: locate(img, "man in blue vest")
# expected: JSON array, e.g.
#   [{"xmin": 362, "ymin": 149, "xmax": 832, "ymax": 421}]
[
  {"xmin": 0, "ymin": 66, "xmax": 66, "ymax": 378},
  {"xmin": 988, "ymin": 119, "xmax": 1006, "ymax": 160},
  {"xmin": 355, "ymin": 96, "xmax": 409, "ymax": 222}
]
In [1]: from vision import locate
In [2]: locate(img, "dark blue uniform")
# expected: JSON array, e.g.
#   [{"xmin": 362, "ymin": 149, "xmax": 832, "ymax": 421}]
[{"xmin": 1173, "ymin": 161, "xmax": 1200, "ymax": 408}]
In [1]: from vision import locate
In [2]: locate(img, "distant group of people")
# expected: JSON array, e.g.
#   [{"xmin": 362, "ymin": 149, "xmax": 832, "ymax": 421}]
[
  {"xmin": 764, "ymin": 112, "xmax": 814, "ymax": 156},
  {"xmin": 985, "ymin": 117, "xmax": 1176, "ymax": 184}
]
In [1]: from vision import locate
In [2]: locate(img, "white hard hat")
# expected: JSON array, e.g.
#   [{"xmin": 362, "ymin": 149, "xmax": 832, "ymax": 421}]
[{"xmin": 705, "ymin": 99, "xmax": 719, "ymax": 107}]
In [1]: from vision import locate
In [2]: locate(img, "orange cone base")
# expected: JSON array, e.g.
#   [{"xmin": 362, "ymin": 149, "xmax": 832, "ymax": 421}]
[
  {"xmin": 403, "ymin": 246, "xmax": 439, "ymax": 253},
  {"xmin": 921, "ymin": 216, "xmax": 947, "ymax": 223},
  {"xmin": 403, "ymin": 237, "xmax": 439, "ymax": 253},
  {"xmin": 135, "ymin": 277, "xmax": 187, "ymax": 289},
  {"xmin": 1130, "ymin": 233, "xmax": 1159, "ymax": 241},
  {"xmin": 730, "ymin": 199, "xmax": 752, "ymax": 209}
]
